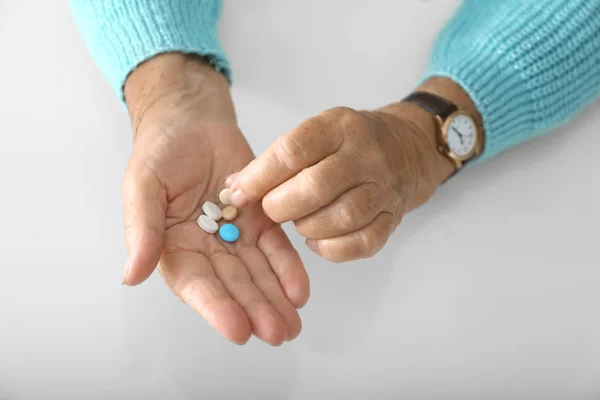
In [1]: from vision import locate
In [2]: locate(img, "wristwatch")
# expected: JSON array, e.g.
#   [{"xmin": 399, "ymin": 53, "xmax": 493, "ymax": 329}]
[{"xmin": 402, "ymin": 91, "xmax": 482, "ymax": 170}]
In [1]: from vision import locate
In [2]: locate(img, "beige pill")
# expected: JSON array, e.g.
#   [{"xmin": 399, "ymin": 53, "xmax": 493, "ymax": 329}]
[
  {"xmin": 197, "ymin": 215, "xmax": 218, "ymax": 233},
  {"xmin": 219, "ymin": 188, "xmax": 232, "ymax": 205},
  {"xmin": 202, "ymin": 201, "xmax": 222, "ymax": 221},
  {"xmin": 222, "ymin": 206, "xmax": 238, "ymax": 221}
]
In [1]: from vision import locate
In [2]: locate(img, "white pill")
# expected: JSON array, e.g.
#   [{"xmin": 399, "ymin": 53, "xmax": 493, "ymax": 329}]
[
  {"xmin": 197, "ymin": 215, "xmax": 219, "ymax": 234},
  {"xmin": 202, "ymin": 201, "xmax": 222, "ymax": 221},
  {"xmin": 219, "ymin": 188, "xmax": 232, "ymax": 205}
]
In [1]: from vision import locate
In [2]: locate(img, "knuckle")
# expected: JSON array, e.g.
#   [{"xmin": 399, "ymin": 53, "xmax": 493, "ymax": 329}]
[
  {"xmin": 359, "ymin": 229, "xmax": 381, "ymax": 258},
  {"xmin": 327, "ymin": 106, "xmax": 359, "ymax": 121},
  {"xmin": 337, "ymin": 202, "xmax": 360, "ymax": 231},
  {"xmin": 297, "ymin": 116, "xmax": 332, "ymax": 141},
  {"xmin": 302, "ymin": 170, "xmax": 330, "ymax": 206},
  {"xmin": 358, "ymin": 183, "xmax": 383, "ymax": 214},
  {"xmin": 323, "ymin": 106, "xmax": 363, "ymax": 131},
  {"xmin": 369, "ymin": 186, "xmax": 384, "ymax": 212},
  {"xmin": 341, "ymin": 110, "xmax": 362, "ymax": 127},
  {"xmin": 276, "ymin": 133, "xmax": 308, "ymax": 171}
]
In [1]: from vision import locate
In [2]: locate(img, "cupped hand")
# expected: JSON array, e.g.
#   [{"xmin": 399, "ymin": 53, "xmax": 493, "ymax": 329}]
[
  {"xmin": 121, "ymin": 54, "xmax": 309, "ymax": 345},
  {"xmin": 227, "ymin": 102, "xmax": 455, "ymax": 262}
]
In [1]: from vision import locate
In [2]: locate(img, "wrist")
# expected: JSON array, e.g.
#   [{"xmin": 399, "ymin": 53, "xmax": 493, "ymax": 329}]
[
  {"xmin": 378, "ymin": 77, "xmax": 484, "ymax": 204},
  {"xmin": 124, "ymin": 52, "xmax": 235, "ymax": 123},
  {"xmin": 377, "ymin": 99, "xmax": 454, "ymax": 211}
]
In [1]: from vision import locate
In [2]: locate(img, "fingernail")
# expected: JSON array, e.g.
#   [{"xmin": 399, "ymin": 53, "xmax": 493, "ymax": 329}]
[
  {"xmin": 230, "ymin": 189, "xmax": 248, "ymax": 207},
  {"xmin": 224, "ymin": 173, "xmax": 239, "ymax": 188},
  {"xmin": 306, "ymin": 239, "xmax": 320, "ymax": 255},
  {"xmin": 121, "ymin": 259, "xmax": 131, "ymax": 285}
]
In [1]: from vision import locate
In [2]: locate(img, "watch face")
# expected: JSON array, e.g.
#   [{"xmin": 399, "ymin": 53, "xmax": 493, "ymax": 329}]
[{"xmin": 446, "ymin": 113, "xmax": 478, "ymax": 158}]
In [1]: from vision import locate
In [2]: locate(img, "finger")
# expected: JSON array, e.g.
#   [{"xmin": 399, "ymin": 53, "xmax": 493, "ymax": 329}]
[
  {"xmin": 238, "ymin": 246, "xmax": 302, "ymax": 341},
  {"xmin": 262, "ymin": 153, "xmax": 364, "ymax": 223},
  {"xmin": 294, "ymin": 182, "xmax": 387, "ymax": 239},
  {"xmin": 258, "ymin": 225, "xmax": 310, "ymax": 309},
  {"xmin": 121, "ymin": 162, "xmax": 167, "ymax": 286},
  {"xmin": 224, "ymin": 172, "xmax": 239, "ymax": 188},
  {"xmin": 210, "ymin": 252, "xmax": 288, "ymax": 346},
  {"xmin": 307, "ymin": 212, "xmax": 396, "ymax": 263},
  {"xmin": 159, "ymin": 250, "xmax": 252, "ymax": 345},
  {"xmin": 228, "ymin": 116, "xmax": 343, "ymax": 207}
]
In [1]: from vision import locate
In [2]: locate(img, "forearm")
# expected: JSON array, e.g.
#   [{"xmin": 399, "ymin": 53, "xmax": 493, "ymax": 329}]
[
  {"xmin": 69, "ymin": 0, "xmax": 230, "ymax": 100},
  {"xmin": 418, "ymin": 0, "xmax": 600, "ymax": 161},
  {"xmin": 124, "ymin": 53, "xmax": 235, "ymax": 128}
]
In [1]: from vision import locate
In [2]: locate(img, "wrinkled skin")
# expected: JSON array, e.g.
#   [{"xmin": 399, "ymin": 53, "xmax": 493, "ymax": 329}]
[
  {"xmin": 121, "ymin": 54, "xmax": 309, "ymax": 346},
  {"xmin": 120, "ymin": 53, "xmax": 473, "ymax": 345}
]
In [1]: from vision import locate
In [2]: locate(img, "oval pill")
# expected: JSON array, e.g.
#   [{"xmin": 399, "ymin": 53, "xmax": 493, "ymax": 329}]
[
  {"xmin": 219, "ymin": 188, "xmax": 232, "ymax": 205},
  {"xmin": 197, "ymin": 215, "xmax": 218, "ymax": 234},
  {"xmin": 219, "ymin": 223, "xmax": 240, "ymax": 243},
  {"xmin": 202, "ymin": 201, "xmax": 222, "ymax": 221},
  {"xmin": 221, "ymin": 206, "xmax": 238, "ymax": 221}
]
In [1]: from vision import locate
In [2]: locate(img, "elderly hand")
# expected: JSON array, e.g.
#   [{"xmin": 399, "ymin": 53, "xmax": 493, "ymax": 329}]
[
  {"xmin": 121, "ymin": 53, "xmax": 309, "ymax": 345},
  {"xmin": 226, "ymin": 81, "xmax": 467, "ymax": 262}
]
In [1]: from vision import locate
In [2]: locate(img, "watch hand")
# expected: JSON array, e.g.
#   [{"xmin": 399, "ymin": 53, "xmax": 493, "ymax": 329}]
[
  {"xmin": 452, "ymin": 127, "xmax": 464, "ymax": 145},
  {"xmin": 451, "ymin": 127, "xmax": 464, "ymax": 138}
]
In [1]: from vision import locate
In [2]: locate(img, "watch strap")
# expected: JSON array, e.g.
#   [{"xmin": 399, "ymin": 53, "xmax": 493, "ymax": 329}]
[{"xmin": 402, "ymin": 92, "xmax": 458, "ymax": 120}]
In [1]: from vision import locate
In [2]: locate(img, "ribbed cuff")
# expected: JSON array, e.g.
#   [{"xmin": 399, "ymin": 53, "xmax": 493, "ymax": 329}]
[
  {"xmin": 421, "ymin": 0, "xmax": 600, "ymax": 162},
  {"xmin": 70, "ymin": 0, "xmax": 230, "ymax": 101}
]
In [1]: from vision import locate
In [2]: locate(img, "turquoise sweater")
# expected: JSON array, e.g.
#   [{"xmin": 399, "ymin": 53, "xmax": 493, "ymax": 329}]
[{"xmin": 70, "ymin": 0, "xmax": 600, "ymax": 160}]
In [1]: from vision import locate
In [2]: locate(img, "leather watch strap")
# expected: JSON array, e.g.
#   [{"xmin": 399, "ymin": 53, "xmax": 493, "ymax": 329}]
[{"xmin": 402, "ymin": 92, "xmax": 458, "ymax": 120}]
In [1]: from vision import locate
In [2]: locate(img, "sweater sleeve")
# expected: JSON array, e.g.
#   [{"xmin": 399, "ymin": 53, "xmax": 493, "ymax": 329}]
[
  {"xmin": 422, "ymin": 0, "xmax": 600, "ymax": 161},
  {"xmin": 69, "ymin": 0, "xmax": 230, "ymax": 100}
]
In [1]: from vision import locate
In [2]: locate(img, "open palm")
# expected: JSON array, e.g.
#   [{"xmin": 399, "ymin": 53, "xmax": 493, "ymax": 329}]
[{"xmin": 121, "ymin": 82, "xmax": 309, "ymax": 345}]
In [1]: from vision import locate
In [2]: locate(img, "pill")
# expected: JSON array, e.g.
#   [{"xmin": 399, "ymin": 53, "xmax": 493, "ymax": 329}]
[
  {"xmin": 219, "ymin": 223, "xmax": 240, "ymax": 243},
  {"xmin": 197, "ymin": 215, "xmax": 218, "ymax": 234},
  {"xmin": 219, "ymin": 188, "xmax": 232, "ymax": 205},
  {"xmin": 202, "ymin": 201, "xmax": 222, "ymax": 221},
  {"xmin": 222, "ymin": 206, "xmax": 238, "ymax": 221}
]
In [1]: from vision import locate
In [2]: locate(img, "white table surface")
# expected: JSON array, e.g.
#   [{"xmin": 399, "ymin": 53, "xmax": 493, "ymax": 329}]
[{"xmin": 1, "ymin": 1, "xmax": 599, "ymax": 399}]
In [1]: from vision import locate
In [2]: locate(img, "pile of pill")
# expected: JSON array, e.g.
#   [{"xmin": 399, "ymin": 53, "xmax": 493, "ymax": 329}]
[{"xmin": 196, "ymin": 188, "xmax": 240, "ymax": 242}]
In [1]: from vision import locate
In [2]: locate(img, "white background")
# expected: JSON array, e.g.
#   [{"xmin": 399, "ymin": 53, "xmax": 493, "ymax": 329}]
[{"xmin": 1, "ymin": 1, "xmax": 599, "ymax": 399}]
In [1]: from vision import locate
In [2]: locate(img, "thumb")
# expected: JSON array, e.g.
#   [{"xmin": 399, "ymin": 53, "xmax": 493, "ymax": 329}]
[
  {"xmin": 227, "ymin": 119, "xmax": 340, "ymax": 207},
  {"xmin": 121, "ymin": 160, "xmax": 166, "ymax": 286}
]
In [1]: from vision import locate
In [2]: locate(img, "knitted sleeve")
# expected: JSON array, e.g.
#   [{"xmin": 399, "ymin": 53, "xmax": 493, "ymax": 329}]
[
  {"xmin": 422, "ymin": 0, "xmax": 600, "ymax": 161},
  {"xmin": 69, "ymin": 0, "xmax": 230, "ymax": 99}
]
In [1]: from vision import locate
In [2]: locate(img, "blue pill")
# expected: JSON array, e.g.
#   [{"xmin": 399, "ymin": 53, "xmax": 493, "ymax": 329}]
[{"xmin": 219, "ymin": 223, "xmax": 240, "ymax": 243}]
